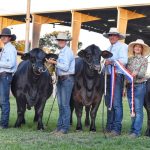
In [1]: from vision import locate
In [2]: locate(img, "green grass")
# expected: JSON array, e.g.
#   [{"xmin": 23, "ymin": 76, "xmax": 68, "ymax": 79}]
[{"xmin": 0, "ymin": 96, "xmax": 150, "ymax": 150}]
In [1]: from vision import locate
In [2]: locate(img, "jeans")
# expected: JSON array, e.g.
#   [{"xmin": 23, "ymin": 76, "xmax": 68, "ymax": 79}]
[
  {"xmin": 127, "ymin": 82, "xmax": 146, "ymax": 136},
  {"xmin": 105, "ymin": 74, "xmax": 124, "ymax": 134},
  {"xmin": 56, "ymin": 76, "xmax": 74, "ymax": 132},
  {"xmin": 0, "ymin": 73, "xmax": 12, "ymax": 128}
]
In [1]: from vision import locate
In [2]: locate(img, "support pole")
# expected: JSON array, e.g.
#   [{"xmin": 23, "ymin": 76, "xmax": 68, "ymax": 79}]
[
  {"xmin": 31, "ymin": 14, "xmax": 61, "ymax": 49},
  {"xmin": 25, "ymin": 0, "xmax": 31, "ymax": 52},
  {"xmin": 71, "ymin": 11, "xmax": 81, "ymax": 55},
  {"xmin": 31, "ymin": 15, "xmax": 41, "ymax": 49},
  {"xmin": 117, "ymin": 7, "xmax": 145, "ymax": 42},
  {"xmin": 71, "ymin": 11, "xmax": 100, "ymax": 55}
]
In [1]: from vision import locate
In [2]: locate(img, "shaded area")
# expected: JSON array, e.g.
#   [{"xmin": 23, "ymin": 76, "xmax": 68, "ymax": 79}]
[{"xmin": 4, "ymin": 5, "xmax": 150, "ymax": 44}]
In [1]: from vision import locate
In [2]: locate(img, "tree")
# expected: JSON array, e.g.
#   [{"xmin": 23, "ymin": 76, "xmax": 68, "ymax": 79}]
[{"xmin": 39, "ymin": 31, "xmax": 82, "ymax": 53}]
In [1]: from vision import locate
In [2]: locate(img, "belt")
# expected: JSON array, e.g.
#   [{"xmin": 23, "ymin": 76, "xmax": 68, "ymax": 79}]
[
  {"xmin": 58, "ymin": 74, "xmax": 74, "ymax": 80},
  {"xmin": 0, "ymin": 72, "xmax": 12, "ymax": 76},
  {"xmin": 127, "ymin": 81, "xmax": 146, "ymax": 88}
]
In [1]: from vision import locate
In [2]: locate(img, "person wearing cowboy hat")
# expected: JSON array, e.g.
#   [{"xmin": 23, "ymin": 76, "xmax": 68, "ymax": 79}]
[
  {"xmin": 46, "ymin": 32, "xmax": 75, "ymax": 135},
  {"xmin": 0, "ymin": 28, "xmax": 17, "ymax": 129},
  {"xmin": 126, "ymin": 39, "xmax": 150, "ymax": 138},
  {"xmin": 103, "ymin": 27, "xmax": 128, "ymax": 136}
]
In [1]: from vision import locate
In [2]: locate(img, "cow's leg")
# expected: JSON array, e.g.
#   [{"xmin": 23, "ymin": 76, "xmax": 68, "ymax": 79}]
[
  {"xmin": 144, "ymin": 92, "xmax": 150, "ymax": 136},
  {"xmin": 70, "ymin": 97, "xmax": 74, "ymax": 125},
  {"xmin": 85, "ymin": 106, "xmax": 90, "ymax": 127},
  {"xmin": 145, "ymin": 105, "xmax": 150, "ymax": 136},
  {"xmin": 90, "ymin": 100, "xmax": 101, "ymax": 132},
  {"xmin": 35, "ymin": 100, "xmax": 46, "ymax": 130},
  {"xmin": 34, "ymin": 106, "xmax": 38, "ymax": 122},
  {"xmin": 75, "ymin": 102, "xmax": 83, "ymax": 131},
  {"xmin": 144, "ymin": 79, "xmax": 150, "ymax": 137},
  {"xmin": 14, "ymin": 98, "xmax": 26, "ymax": 127}
]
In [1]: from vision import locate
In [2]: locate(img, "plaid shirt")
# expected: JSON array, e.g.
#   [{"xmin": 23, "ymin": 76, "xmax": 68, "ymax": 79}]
[{"xmin": 127, "ymin": 55, "xmax": 148, "ymax": 83}]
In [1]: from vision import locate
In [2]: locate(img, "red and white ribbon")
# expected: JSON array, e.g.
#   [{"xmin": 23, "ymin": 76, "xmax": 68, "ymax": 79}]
[{"xmin": 109, "ymin": 60, "xmax": 135, "ymax": 117}]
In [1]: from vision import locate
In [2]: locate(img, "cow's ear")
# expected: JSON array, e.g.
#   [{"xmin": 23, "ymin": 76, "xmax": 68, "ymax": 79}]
[
  {"xmin": 45, "ymin": 53, "xmax": 58, "ymax": 61},
  {"xmin": 78, "ymin": 50, "xmax": 87, "ymax": 58},
  {"xmin": 101, "ymin": 50, "xmax": 113, "ymax": 59},
  {"xmin": 21, "ymin": 53, "xmax": 30, "ymax": 60}
]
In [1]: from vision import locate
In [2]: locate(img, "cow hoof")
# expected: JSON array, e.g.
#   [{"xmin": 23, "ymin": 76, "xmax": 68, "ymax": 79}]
[
  {"xmin": 14, "ymin": 123, "xmax": 21, "ymax": 128},
  {"xmin": 145, "ymin": 128, "xmax": 150, "ymax": 137},
  {"xmin": 76, "ymin": 126, "xmax": 82, "ymax": 131},
  {"xmin": 90, "ymin": 130, "xmax": 96, "ymax": 133},
  {"xmin": 90, "ymin": 128, "xmax": 96, "ymax": 132},
  {"xmin": 76, "ymin": 129, "xmax": 83, "ymax": 132},
  {"xmin": 37, "ymin": 126, "xmax": 44, "ymax": 130}
]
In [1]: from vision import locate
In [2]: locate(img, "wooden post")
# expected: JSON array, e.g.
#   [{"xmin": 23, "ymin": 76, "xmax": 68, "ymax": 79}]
[
  {"xmin": 25, "ymin": 0, "xmax": 31, "ymax": 52},
  {"xmin": 71, "ymin": 11, "xmax": 81, "ymax": 55},
  {"xmin": 31, "ymin": 15, "xmax": 42, "ymax": 49},
  {"xmin": 31, "ymin": 14, "xmax": 61, "ymax": 49},
  {"xmin": 117, "ymin": 7, "xmax": 145, "ymax": 42},
  {"xmin": 71, "ymin": 11, "xmax": 100, "ymax": 55}
]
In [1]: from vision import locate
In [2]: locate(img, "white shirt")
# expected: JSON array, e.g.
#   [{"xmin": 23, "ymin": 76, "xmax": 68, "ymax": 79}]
[
  {"xmin": 0, "ymin": 42, "xmax": 17, "ymax": 73},
  {"xmin": 56, "ymin": 45, "xmax": 75, "ymax": 76}
]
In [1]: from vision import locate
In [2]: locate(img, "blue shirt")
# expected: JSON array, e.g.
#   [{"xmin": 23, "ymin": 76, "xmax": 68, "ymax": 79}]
[
  {"xmin": 105, "ymin": 41, "xmax": 128, "ymax": 74},
  {"xmin": 0, "ymin": 42, "xmax": 17, "ymax": 73},
  {"xmin": 56, "ymin": 45, "xmax": 75, "ymax": 76}
]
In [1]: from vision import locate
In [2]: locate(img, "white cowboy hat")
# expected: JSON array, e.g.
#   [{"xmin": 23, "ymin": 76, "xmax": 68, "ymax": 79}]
[
  {"xmin": 103, "ymin": 27, "xmax": 125, "ymax": 40},
  {"xmin": 56, "ymin": 32, "xmax": 72, "ymax": 41},
  {"xmin": 128, "ymin": 39, "xmax": 150, "ymax": 57}
]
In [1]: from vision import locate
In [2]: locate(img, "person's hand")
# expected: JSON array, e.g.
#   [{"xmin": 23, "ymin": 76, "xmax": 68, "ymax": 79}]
[
  {"xmin": 45, "ymin": 58, "xmax": 57, "ymax": 65},
  {"xmin": 105, "ymin": 60, "xmax": 112, "ymax": 65},
  {"xmin": 132, "ymin": 70, "xmax": 138, "ymax": 77}
]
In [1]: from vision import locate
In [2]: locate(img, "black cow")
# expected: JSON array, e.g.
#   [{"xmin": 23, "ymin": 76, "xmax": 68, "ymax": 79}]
[
  {"xmin": 144, "ymin": 78, "xmax": 150, "ymax": 136},
  {"xmin": 11, "ymin": 48, "xmax": 58, "ymax": 130},
  {"xmin": 70, "ymin": 44, "xmax": 112, "ymax": 132}
]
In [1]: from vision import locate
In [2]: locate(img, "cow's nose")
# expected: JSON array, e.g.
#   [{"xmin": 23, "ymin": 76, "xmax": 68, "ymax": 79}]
[{"xmin": 38, "ymin": 67, "xmax": 43, "ymax": 73}]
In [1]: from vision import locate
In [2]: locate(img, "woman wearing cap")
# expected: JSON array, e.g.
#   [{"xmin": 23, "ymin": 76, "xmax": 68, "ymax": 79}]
[
  {"xmin": 46, "ymin": 32, "xmax": 75, "ymax": 135},
  {"xmin": 0, "ymin": 28, "xmax": 17, "ymax": 128},
  {"xmin": 127, "ymin": 39, "xmax": 150, "ymax": 138}
]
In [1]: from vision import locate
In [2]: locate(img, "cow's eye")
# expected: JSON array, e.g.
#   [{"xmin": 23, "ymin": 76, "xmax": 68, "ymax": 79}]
[
  {"xmin": 86, "ymin": 54, "xmax": 91, "ymax": 59},
  {"xmin": 30, "ymin": 56, "xmax": 36, "ymax": 62}
]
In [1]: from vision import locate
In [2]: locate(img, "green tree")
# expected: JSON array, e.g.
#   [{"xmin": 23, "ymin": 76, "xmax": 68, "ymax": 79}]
[{"xmin": 39, "ymin": 31, "xmax": 82, "ymax": 53}]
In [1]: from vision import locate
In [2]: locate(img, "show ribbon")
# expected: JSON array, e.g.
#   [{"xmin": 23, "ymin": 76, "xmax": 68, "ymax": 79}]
[{"xmin": 109, "ymin": 60, "xmax": 135, "ymax": 117}]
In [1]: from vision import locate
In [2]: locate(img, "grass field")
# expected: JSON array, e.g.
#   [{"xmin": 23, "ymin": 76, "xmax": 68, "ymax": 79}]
[{"xmin": 0, "ymin": 96, "xmax": 150, "ymax": 150}]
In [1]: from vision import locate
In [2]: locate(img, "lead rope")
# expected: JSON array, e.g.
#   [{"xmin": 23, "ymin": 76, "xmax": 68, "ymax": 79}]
[
  {"xmin": 45, "ymin": 68, "xmax": 58, "ymax": 127},
  {"xmin": 45, "ymin": 92, "xmax": 57, "ymax": 127},
  {"xmin": 102, "ymin": 70, "xmax": 107, "ymax": 138}
]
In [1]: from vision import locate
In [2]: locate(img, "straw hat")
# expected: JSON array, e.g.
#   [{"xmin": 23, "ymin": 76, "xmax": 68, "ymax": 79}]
[
  {"xmin": 103, "ymin": 27, "xmax": 125, "ymax": 40},
  {"xmin": 56, "ymin": 32, "xmax": 72, "ymax": 41},
  {"xmin": 0, "ymin": 28, "xmax": 16, "ymax": 41},
  {"xmin": 128, "ymin": 39, "xmax": 150, "ymax": 57}
]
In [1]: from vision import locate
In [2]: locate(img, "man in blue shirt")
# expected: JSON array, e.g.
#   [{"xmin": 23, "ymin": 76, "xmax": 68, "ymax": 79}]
[
  {"xmin": 103, "ymin": 27, "xmax": 128, "ymax": 136},
  {"xmin": 0, "ymin": 28, "xmax": 17, "ymax": 128},
  {"xmin": 46, "ymin": 32, "xmax": 75, "ymax": 134}
]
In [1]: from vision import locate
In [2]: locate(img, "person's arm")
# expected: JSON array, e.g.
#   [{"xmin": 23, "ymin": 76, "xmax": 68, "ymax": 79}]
[
  {"xmin": 136, "ymin": 58, "xmax": 148, "ymax": 78},
  {"xmin": 0, "ymin": 46, "xmax": 17, "ymax": 69},
  {"xmin": 46, "ymin": 48, "xmax": 74, "ymax": 72}
]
